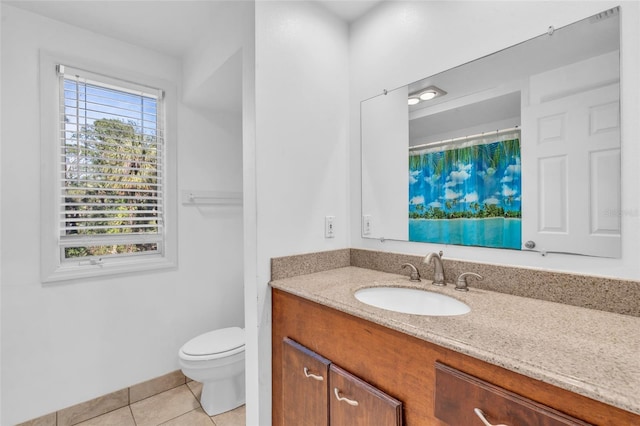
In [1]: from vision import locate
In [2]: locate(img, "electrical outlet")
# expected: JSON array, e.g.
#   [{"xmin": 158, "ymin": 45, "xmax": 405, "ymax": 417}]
[
  {"xmin": 325, "ymin": 216, "xmax": 335, "ymax": 238},
  {"xmin": 362, "ymin": 215, "xmax": 372, "ymax": 235}
]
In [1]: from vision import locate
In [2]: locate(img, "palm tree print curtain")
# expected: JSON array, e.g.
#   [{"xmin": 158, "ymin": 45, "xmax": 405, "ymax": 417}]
[{"xmin": 408, "ymin": 131, "xmax": 521, "ymax": 249}]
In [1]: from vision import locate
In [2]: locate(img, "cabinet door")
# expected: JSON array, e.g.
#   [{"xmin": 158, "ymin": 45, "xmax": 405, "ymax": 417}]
[
  {"xmin": 282, "ymin": 338, "xmax": 331, "ymax": 426},
  {"xmin": 329, "ymin": 364, "xmax": 402, "ymax": 426},
  {"xmin": 434, "ymin": 363, "xmax": 591, "ymax": 426}
]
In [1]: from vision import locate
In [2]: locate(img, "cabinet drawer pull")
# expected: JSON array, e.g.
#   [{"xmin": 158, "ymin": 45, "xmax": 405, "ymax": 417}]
[
  {"xmin": 474, "ymin": 408, "xmax": 509, "ymax": 426},
  {"xmin": 303, "ymin": 367, "xmax": 324, "ymax": 381},
  {"xmin": 334, "ymin": 387, "xmax": 359, "ymax": 406}
]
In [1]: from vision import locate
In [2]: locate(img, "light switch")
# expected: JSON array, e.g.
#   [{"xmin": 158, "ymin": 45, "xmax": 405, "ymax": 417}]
[
  {"xmin": 325, "ymin": 216, "xmax": 335, "ymax": 238},
  {"xmin": 363, "ymin": 215, "xmax": 372, "ymax": 235}
]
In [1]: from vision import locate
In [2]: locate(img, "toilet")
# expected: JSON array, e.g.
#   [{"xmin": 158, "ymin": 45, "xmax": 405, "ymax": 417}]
[{"xmin": 178, "ymin": 327, "xmax": 245, "ymax": 416}]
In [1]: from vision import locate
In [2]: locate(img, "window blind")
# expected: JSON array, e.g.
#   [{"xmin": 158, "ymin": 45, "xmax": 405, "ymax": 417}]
[{"xmin": 57, "ymin": 64, "xmax": 165, "ymax": 261}]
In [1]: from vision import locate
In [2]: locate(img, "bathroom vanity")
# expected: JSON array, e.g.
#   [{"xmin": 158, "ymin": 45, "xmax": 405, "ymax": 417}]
[{"xmin": 271, "ymin": 266, "xmax": 640, "ymax": 425}]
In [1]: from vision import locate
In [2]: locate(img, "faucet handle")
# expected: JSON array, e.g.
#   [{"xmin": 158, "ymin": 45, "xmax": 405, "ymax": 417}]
[
  {"xmin": 455, "ymin": 272, "xmax": 483, "ymax": 292},
  {"xmin": 401, "ymin": 263, "xmax": 421, "ymax": 282}
]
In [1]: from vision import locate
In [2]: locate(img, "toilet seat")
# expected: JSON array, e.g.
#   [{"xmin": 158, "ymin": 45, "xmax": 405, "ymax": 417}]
[{"xmin": 179, "ymin": 327, "xmax": 245, "ymax": 361}]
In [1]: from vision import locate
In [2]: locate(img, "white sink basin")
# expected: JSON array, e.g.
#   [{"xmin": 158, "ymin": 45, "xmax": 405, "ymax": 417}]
[{"xmin": 354, "ymin": 286, "xmax": 470, "ymax": 316}]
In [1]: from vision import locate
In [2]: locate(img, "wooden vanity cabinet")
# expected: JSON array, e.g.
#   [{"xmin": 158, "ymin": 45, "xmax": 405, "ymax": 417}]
[
  {"xmin": 272, "ymin": 288, "xmax": 640, "ymax": 426},
  {"xmin": 281, "ymin": 337, "xmax": 402, "ymax": 426}
]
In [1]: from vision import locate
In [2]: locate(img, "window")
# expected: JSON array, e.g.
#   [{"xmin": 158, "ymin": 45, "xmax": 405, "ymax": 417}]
[{"xmin": 40, "ymin": 54, "xmax": 177, "ymax": 282}]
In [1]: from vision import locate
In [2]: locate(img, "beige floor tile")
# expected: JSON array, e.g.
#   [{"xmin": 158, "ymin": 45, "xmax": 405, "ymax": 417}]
[
  {"xmin": 211, "ymin": 405, "xmax": 246, "ymax": 426},
  {"xmin": 160, "ymin": 408, "xmax": 215, "ymax": 426},
  {"xmin": 130, "ymin": 385, "xmax": 200, "ymax": 426},
  {"xmin": 75, "ymin": 407, "xmax": 136, "ymax": 426},
  {"xmin": 130, "ymin": 370, "xmax": 186, "ymax": 403},
  {"xmin": 57, "ymin": 388, "xmax": 129, "ymax": 426},
  {"xmin": 186, "ymin": 380, "xmax": 203, "ymax": 399}
]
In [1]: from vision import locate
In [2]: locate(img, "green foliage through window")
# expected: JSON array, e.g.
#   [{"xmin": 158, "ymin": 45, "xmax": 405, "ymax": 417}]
[{"xmin": 61, "ymin": 73, "xmax": 163, "ymax": 259}]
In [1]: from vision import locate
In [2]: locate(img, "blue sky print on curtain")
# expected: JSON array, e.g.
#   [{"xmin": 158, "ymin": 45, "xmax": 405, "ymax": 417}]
[{"xmin": 409, "ymin": 132, "xmax": 522, "ymax": 249}]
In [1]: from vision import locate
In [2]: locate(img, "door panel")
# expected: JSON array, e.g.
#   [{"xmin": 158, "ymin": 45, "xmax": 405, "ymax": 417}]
[
  {"xmin": 282, "ymin": 338, "xmax": 331, "ymax": 426},
  {"xmin": 522, "ymin": 83, "xmax": 620, "ymax": 257},
  {"xmin": 329, "ymin": 364, "xmax": 402, "ymax": 426}
]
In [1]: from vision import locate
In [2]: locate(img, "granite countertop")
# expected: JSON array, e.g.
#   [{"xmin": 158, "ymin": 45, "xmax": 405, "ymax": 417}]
[{"xmin": 270, "ymin": 266, "xmax": 640, "ymax": 415}]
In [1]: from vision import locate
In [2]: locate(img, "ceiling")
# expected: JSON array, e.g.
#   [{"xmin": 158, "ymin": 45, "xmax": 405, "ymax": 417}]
[
  {"xmin": 407, "ymin": 7, "xmax": 620, "ymax": 121},
  {"xmin": 406, "ymin": 7, "xmax": 619, "ymax": 145},
  {"xmin": 4, "ymin": 0, "xmax": 384, "ymax": 58},
  {"xmin": 315, "ymin": 0, "xmax": 383, "ymax": 22},
  {"xmin": 3, "ymin": 0, "xmax": 217, "ymax": 58},
  {"xmin": 3, "ymin": 0, "xmax": 383, "ymax": 113}
]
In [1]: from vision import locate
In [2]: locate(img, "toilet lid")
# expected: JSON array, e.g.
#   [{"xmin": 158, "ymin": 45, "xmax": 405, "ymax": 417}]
[{"xmin": 182, "ymin": 327, "xmax": 244, "ymax": 356}]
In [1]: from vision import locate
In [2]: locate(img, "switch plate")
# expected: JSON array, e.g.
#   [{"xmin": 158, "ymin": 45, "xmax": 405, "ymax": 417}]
[
  {"xmin": 362, "ymin": 215, "xmax": 372, "ymax": 235},
  {"xmin": 325, "ymin": 216, "xmax": 335, "ymax": 238}
]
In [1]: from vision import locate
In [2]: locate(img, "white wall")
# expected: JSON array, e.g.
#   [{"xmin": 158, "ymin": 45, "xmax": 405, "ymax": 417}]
[
  {"xmin": 0, "ymin": 5, "xmax": 245, "ymax": 424},
  {"xmin": 350, "ymin": 1, "xmax": 640, "ymax": 280},
  {"xmin": 182, "ymin": 0, "xmax": 251, "ymax": 113},
  {"xmin": 252, "ymin": 1, "xmax": 350, "ymax": 424}
]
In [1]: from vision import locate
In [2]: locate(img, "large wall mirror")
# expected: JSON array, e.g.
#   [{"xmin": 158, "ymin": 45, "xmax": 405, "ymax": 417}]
[{"xmin": 361, "ymin": 7, "xmax": 621, "ymax": 258}]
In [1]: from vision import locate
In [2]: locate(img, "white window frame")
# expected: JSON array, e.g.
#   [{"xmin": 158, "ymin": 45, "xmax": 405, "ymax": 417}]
[{"xmin": 40, "ymin": 52, "xmax": 177, "ymax": 282}]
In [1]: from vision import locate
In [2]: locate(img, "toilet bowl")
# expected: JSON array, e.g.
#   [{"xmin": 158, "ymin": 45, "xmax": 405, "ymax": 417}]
[{"xmin": 178, "ymin": 327, "xmax": 245, "ymax": 416}]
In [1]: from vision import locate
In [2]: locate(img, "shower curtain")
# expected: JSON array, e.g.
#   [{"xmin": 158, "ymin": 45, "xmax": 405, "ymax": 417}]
[{"xmin": 408, "ymin": 130, "xmax": 522, "ymax": 249}]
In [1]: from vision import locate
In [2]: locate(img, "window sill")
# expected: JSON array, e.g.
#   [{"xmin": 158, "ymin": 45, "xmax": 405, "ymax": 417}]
[{"xmin": 41, "ymin": 255, "xmax": 177, "ymax": 283}]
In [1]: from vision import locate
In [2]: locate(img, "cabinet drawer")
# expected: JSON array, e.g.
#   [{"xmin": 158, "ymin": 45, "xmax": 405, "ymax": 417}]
[{"xmin": 435, "ymin": 363, "xmax": 591, "ymax": 426}]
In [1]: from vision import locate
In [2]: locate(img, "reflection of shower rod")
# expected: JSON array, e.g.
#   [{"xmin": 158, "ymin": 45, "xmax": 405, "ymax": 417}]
[{"xmin": 409, "ymin": 126, "xmax": 520, "ymax": 152}]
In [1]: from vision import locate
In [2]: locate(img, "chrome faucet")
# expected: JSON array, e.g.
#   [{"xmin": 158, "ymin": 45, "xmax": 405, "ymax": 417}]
[{"xmin": 423, "ymin": 251, "xmax": 445, "ymax": 286}]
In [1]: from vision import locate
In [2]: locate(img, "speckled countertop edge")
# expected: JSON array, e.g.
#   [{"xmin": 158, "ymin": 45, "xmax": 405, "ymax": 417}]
[{"xmin": 270, "ymin": 266, "xmax": 640, "ymax": 416}]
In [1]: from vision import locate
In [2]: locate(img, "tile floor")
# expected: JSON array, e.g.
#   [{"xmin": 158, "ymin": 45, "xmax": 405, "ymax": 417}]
[{"xmin": 75, "ymin": 381, "xmax": 245, "ymax": 426}]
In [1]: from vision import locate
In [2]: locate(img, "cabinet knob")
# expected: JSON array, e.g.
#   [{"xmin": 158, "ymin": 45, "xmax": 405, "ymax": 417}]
[
  {"xmin": 474, "ymin": 408, "xmax": 509, "ymax": 426},
  {"xmin": 334, "ymin": 388, "xmax": 359, "ymax": 406},
  {"xmin": 303, "ymin": 367, "xmax": 324, "ymax": 381}
]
